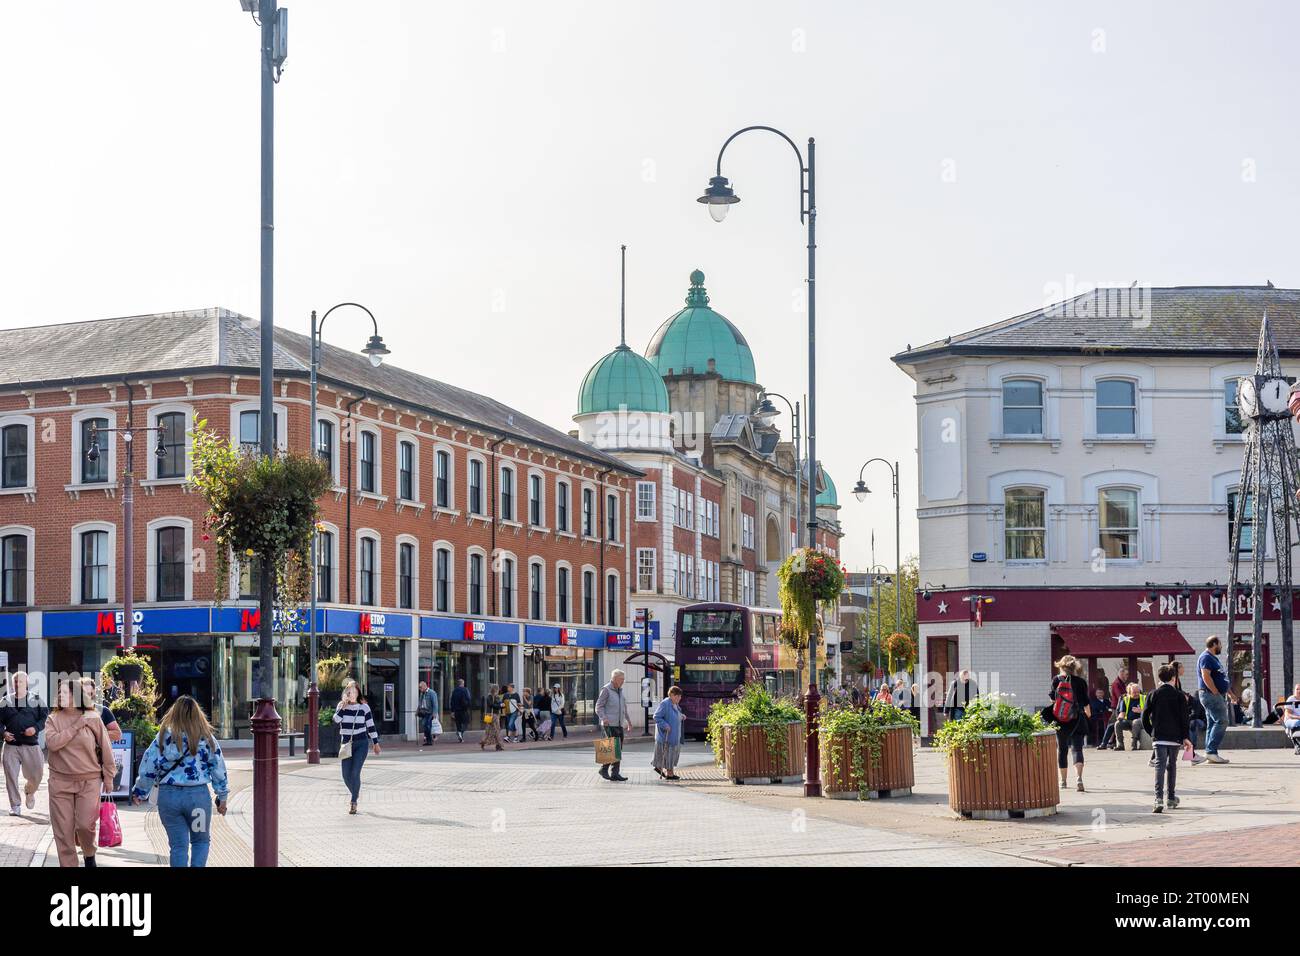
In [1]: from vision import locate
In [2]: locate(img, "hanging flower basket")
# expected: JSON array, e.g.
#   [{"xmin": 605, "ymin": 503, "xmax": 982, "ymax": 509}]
[
  {"xmin": 777, "ymin": 548, "xmax": 845, "ymax": 654},
  {"xmin": 188, "ymin": 419, "xmax": 332, "ymax": 610},
  {"xmin": 883, "ymin": 631, "xmax": 917, "ymax": 675}
]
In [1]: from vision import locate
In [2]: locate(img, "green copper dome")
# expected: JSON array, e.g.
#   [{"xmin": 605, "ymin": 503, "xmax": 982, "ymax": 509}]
[
  {"xmin": 645, "ymin": 270, "xmax": 757, "ymax": 383},
  {"xmin": 816, "ymin": 468, "xmax": 838, "ymax": 507},
  {"xmin": 577, "ymin": 344, "xmax": 670, "ymax": 414}
]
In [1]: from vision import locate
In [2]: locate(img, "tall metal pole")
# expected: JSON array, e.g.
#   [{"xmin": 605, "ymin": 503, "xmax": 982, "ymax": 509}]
[
  {"xmin": 251, "ymin": 0, "xmax": 282, "ymax": 868},
  {"xmin": 793, "ymin": 402, "xmax": 800, "ymax": 555},
  {"xmin": 802, "ymin": 137, "xmax": 819, "ymax": 796},
  {"xmin": 894, "ymin": 461, "xmax": 902, "ymax": 637},
  {"xmin": 307, "ymin": 312, "xmax": 320, "ymax": 763},
  {"xmin": 121, "ymin": 389, "xmax": 136, "ymax": 650}
]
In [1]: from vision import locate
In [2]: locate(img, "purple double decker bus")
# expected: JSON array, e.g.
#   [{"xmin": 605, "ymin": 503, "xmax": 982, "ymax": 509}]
[{"xmin": 675, "ymin": 602, "xmax": 798, "ymax": 739}]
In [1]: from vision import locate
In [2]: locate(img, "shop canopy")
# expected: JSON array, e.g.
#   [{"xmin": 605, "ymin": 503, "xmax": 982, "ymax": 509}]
[{"xmin": 1053, "ymin": 623, "xmax": 1194, "ymax": 657}]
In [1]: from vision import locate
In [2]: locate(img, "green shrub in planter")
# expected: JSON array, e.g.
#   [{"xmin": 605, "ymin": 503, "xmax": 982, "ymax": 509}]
[
  {"xmin": 706, "ymin": 683, "xmax": 804, "ymax": 768},
  {"xmin": 819, "ymin": 700, "xmax": 919, "ymax": 798},
  {"xmin": 932, "ymin": 693, "xmax": 1050, "ymax": 767}
]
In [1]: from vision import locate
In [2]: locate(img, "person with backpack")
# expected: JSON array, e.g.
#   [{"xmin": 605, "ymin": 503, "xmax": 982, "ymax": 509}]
[
  {"xmin": 1142, "ymin": 663, "xmax": 1194, "ymax": 813},
  {"xmin": 1047, "ymin": 655, "xmax": 1091, "ymax": 792},
  {"xmin": 129, "ymin": 695, "xmax": 229, "ymax": 867}
]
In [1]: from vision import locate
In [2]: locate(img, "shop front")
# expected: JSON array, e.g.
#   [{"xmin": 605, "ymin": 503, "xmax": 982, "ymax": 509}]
[
  {"xmin": 523, "ymin": 625, "xmax": 606, "ymax": 726},
  {"xmin": 0, "ymin": 612, "xmax": 28, "ymax": 693},
  {"xmin": 916, "ymin": 585, "xmax": 1300, "ymax": 737},
  {"xmin": 418, "ymin": 617, "xmax": 518, "ymax": 731}
]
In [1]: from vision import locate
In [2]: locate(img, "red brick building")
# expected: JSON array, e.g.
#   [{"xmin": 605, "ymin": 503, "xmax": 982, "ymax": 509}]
[{"xmin": 0, "ymin": 308, "xmax": 640, "ymax": 740}]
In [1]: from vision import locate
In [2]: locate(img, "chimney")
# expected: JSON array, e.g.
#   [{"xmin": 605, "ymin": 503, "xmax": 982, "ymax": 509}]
[{"xmin": 568, "ymin": 429, "xmax": 579, "ymax": 439}]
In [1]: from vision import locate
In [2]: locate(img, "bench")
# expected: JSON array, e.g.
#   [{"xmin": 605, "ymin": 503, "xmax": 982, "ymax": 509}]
[{"xmin": 280, "ymin": 731, "xmax": 305, "ymax": 756}]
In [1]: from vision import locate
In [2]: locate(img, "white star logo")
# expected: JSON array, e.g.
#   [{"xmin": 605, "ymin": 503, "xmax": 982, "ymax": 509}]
[
  {"xmin": 1272, "ymin": 599, "xmax": 1282, "ymax": 612},
  {"xmin": 937, "ymin": 600, "xmax": 948, "ymax": 614},
  {"xmin": 1137, "ymin": 598, "xmax": 1152, "ymax": 613},
  {"xmin": 1112, "ymin": 633, "xmax": 1135, "ymax": 644}
]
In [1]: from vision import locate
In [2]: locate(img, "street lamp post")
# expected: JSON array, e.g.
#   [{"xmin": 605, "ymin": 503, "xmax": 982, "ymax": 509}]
[
  {"xmin": 85, "ymin": 390, "xmax": 170, "ymax": 652},
  {"xmin": 306, "ymin": 304, "xmax": 389, "ymax": 764},
  {"xmin": 853, "ymin": 460, "xmax": 902, "ymax": 639},
  {"xmin": 698, "ymin": 125, "xmax": 820, "ymax": 796},
  {"xmin": 753, "ymin": 391, "xmax": 802, "ymax": 551},
  {"xmin": 239, "ymin": 0, "xmax": 288, "ymax": 868},
  {"xmin": 865, "ymin": 564, "xmax": 893, "ymax": 686}
]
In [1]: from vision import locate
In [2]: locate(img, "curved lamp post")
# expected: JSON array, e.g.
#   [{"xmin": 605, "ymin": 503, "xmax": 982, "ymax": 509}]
[
  {"xmin": 852, "ymin": 459, "xmax": 902, "ymax": 640},
  {"xmin": 863, "ymin": 564, "xmax": 893, "ymax": 684},
  {"xmin": 306, "ymin": 303, "xmax": 389, "ymax": 764},
  {"xmin": 752, "ymin": 391, "xmax": 802, "ymax": 547},
  {"xmin": 699, "ymin": 125, "xmax": 820, "ymax": 796}
]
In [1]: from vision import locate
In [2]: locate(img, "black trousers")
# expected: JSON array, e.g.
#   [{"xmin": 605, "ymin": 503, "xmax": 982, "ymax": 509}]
[
  {"xmin": 1057, "ymin": 727, "xmax": 1085, "ymax": 769},
  {"xmin": 601, "ymin": 726, "xmax": 625, "ymax": 776}
]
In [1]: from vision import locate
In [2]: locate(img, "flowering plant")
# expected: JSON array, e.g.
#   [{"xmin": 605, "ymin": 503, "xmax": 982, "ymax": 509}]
[
  {"xmin": 188, "ymin": 419, "xmax": 332, "ymax": 610},
  {"xmin": 776, "ymin": 547, "xmax": 845, "ymax": 650}
]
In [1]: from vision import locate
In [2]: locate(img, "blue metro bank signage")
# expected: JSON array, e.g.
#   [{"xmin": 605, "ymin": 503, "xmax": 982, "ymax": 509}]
[{"xmin": 43, "ymin": 608, "xmax": 211, "ymax": 638}]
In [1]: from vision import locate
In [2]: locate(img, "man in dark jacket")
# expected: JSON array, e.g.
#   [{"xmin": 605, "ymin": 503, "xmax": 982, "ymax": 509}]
[
  {"xmin": 0, "ymin": 671, "xmax": 48, "ymax": 816},
  {"xmin": 944, "ymin": 670, "xmax": 979, "ymax": 720},
  {"xmin": 1143, "ymin": 663, "xmax": 1193, "ymax": 813},
  {"xmin": 449, "ymin": 679, "xmax": 471, "ymax": 743}
]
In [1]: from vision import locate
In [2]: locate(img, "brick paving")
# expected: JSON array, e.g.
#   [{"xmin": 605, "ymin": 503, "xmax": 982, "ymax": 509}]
[{"xmin": 7, "ymin": 740, "xmax": 1297, "ymax": 867}]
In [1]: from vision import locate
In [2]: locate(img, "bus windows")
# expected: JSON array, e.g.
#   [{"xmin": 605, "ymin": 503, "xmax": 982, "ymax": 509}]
[{"xmin": 681, "ymin": 664, "xmax": 744, "ymax": 685}]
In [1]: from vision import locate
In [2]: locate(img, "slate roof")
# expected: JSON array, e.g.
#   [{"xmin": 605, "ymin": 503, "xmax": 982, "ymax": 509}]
[
  {"xmin": 0, "ymin": 307, "xmax": 636, "ymax": 473},
  {"xmin": 893, "ymin": 286, "xmax": 1300, "ymax": 363}
]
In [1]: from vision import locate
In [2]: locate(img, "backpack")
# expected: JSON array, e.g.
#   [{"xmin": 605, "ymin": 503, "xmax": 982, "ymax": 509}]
[{"xmin": 1052, "ymin": 676, "xmax": 1079, "ymax": 724}]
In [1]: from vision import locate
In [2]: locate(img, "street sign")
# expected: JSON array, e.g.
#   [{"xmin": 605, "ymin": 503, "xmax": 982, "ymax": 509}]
[{"xmin": 640, "ymin": 676, "xmax": 654, "ymax": 708}]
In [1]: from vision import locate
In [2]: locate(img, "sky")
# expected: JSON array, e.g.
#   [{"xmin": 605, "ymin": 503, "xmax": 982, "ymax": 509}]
[{"xmin": 4, "ymin": 0, "xmax": 1300, "ymax": 572}]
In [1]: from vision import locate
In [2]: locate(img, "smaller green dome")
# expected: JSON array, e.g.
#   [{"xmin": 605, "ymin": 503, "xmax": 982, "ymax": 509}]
[
  {"xmin": 578, "ymin": 345, "xmax": 670, "ymax": 415},
  {"xmin": 816, "ymin": 468, "xmax": 838, "ymax": 507}
]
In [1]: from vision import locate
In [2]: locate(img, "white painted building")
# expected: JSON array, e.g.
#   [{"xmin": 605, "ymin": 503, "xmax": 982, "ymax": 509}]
[{"xmin": 894, "ymin": 285, "xmax": 1300, "ymax": 734}]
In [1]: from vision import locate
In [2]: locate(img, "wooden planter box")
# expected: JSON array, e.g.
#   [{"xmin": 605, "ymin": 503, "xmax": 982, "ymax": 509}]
[
  {"xmin": 946, "ymin": 729, "xmax": 1059, "ymax": 819},
  {"xmin": 820, "ymin": 724, "xmax": 915, "ymax": 799},
  {"xmin": 720, "ymin": 722, "xmax": 806, "ymax": 784}
]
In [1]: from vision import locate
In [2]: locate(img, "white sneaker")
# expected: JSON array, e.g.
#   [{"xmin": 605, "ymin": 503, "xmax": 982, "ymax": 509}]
[
  {"xmin": 1206, "ymin": 754, "xmax": 1230, "ymax": 764},
  {"xmin": 1191, "ymin": 755, "xmax": 1207, "ymax": 765},
  {"xmin": 8, "ymin": 806, "xmax": 19, "ymax": 817}
]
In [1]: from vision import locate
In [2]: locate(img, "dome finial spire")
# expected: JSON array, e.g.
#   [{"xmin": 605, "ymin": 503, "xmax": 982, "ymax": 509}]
[
  {"xmin": 619, "ymin": 244, "xmax": 627, "ymax": 348},
  {"xmin": 685, "ymin": 269, "xmax": 709, "ymax": 307}
]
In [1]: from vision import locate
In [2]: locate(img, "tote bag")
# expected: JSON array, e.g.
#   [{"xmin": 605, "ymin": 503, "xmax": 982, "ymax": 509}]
[{"xmin": 97, "ymin": 796, "xmax": 123, "ymax": 848}]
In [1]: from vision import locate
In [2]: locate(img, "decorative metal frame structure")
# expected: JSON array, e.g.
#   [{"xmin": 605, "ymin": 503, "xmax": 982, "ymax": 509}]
[{"xmin": 1224, "ymin": 315, "xmax": 1298, "ymax": 726}]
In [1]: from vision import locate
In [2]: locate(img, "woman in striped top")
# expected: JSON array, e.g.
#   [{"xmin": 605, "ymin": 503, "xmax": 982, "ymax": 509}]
[{"xmin": 333, "ymin": 679, "xmax": 381, "ymax": 814}]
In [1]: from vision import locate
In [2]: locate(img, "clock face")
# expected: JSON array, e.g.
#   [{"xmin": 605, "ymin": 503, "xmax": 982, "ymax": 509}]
[
  {"xmin": 1237, "ymin": 376, "xmax": 1259, "ymax": 419},
  {"xmin": 1259, "ymin": 377, "xmax": 1292, "ymax": 414}
]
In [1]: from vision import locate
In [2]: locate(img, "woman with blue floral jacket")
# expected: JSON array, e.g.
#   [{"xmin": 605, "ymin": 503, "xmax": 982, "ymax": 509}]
[{"xmin": 130, "ymin": 696, "xmax": 229, "ymax": 867}]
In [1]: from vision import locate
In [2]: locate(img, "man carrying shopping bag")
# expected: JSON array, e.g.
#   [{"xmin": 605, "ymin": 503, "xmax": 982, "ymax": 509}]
[{"xmin": 595, "ymin": 669, "xmax": 633, "ymax": 782}]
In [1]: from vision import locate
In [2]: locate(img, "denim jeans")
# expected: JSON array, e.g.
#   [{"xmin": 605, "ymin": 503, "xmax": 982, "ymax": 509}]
[
  {"xmin": 420, "ymin": 713, "xmax": 434, "ymax": 743},
  {"xmin": 341, "ymin": 736, "xmax": 369, "ymax": 802},
  {"xmin": 1188, "ymin": 718, "xmax": 1206, "ymax": 750},
  {"xmin": 1200, "ymin": 690, "xmax": 1228, "ymax": 755},
  {"xmin": 157, "ymin": 785, "xmax": 212, "ymax": 868},
  {"xmin": 1153, "ymin": 743, "xmax": 1179, "ymax": 801},
  {"xmin": 552, "ymin": 711, "xmax": 567, "ymax": 738}
]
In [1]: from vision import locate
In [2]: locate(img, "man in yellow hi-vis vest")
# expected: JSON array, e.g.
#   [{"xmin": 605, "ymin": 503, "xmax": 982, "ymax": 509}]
[{"xmin": 1114, "ymin": 683, "xmax": 1150, "ymax": 751}]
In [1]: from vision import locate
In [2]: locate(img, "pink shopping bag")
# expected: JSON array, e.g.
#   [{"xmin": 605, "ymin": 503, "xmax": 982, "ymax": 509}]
[{"xmin": 98, "ymin": 798, "xmax": 123, "ymax": 848}]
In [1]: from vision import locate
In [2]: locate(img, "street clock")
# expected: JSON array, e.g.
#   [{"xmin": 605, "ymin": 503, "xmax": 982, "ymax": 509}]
[{"xmin": 1237, "ymin": 374, "xmax": 1295, "ymax": 419}]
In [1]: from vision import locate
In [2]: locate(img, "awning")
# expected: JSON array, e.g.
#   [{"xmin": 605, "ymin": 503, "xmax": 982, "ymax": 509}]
[{"xmin": 1053, "ymin": 623, "xmax": 1194, "ymax": 657}]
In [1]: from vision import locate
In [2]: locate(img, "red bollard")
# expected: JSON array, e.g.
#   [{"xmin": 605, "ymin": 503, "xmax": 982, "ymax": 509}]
[
  {"xmin": 306, "ymin": 684, "xmax": 320, "ymax": 765},
  {"xmin": 251, "ymin": 697, "xmax": 281, "ymax": 867},
  {"xmin": 803, "ymin": 683, "xmax": 822, "ymax": 797}
]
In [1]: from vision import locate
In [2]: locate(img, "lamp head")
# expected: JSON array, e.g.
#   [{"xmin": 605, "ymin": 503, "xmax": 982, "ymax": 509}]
[
  {"xmin": 154, "ymin": 432, "xmax": 167, "ymax": 459},
  {"xmin": 697, "ymin": 175, "xmax": 739, "ymax": 222},
  {"xmin": 363, "ymin": 334, "xmax": 390, "ymax": 368},
  {"xmin": 853, "ymin": 479, "xmax": 869, "ymax": 503},
  {"xmin": 753, "ymin": 396, "xmax": 779, "ymax": 424}
]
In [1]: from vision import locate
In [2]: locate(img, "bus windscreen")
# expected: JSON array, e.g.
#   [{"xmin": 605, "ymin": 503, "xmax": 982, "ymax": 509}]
[{"xmin": 680, "ymin": 610, "xmax": 743, "ymax": 647}]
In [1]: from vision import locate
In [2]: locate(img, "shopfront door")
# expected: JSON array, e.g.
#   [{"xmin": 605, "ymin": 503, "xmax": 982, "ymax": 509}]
[
  {"xmin": 926, "ymin": 636, "xmax": 958, "ymax": 733},
  {"xmin": 366, "ymin": 639, "xmax": 403, "ymax": 737}
]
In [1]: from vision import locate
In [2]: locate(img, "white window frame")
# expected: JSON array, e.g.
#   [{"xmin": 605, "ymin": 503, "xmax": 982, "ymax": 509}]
[
  {"xmin": 396, "ymin": 533, "xmax": 420, "ymax": 610},
  {"xmin": 1096, "ymin": 486, "xmax": 1141, "ymax": 563},
  {"xmin": 316, "ymin": 521, "xmax": 340, "ymax": 604},
  {"xmin": 433, "ymin": 445, "xmax": 456, "ymax": 511},
  {"xmin": 396, "ymin": 433, "xmax": 421, "ymax": 503},
  {"xmin": 555, "ymin": 560, "xmax": 572, "ymax": 623},
  {"xmin": 1002, "ymin": 486, "xmax": 1048, "ymax": 564},
  {"xmin": 498, "ymin": 550, "xmax": 518, "ymax": 618},
  {"xmin": 146, "ymin": 404, "xmax": 194, "ymax": 482},
  {"xmin": 0, "ymin": 525, "xmax": 35, "ymax": 607},
  {"xmin": 356, "ymin": 427, "xmax": 383, "ymax": 497},
  {"xmin": 581, "ymin": 565, "xmax": 597, "ymax": 624},
  {"xmin": 70, "ymin": 409, "xmax": 117, "ymax": 489},
  {"xmin": 467, "ymin": 454, "xmax": 486, "ymax": 516},
  {"xmin": 356, "ymin": 528, "xmax": 381, "ymax": 607},
  {"xmin": 528, "ymin": 469, "xmax": 546, "ymax": 528},
  {"xmin": 1000, "ymin": 377, "xmax": 1045, "ymax": 437},
  {"xmin": 636, "ymin": 481, "xmax": 656, "ymax": 521},
  {"xmin": 433, "ymin": 540, "xmax": 455, "ymax": 613},
  {"xmin": 556, "ymin": 480, "xmax": 571, "ymax": 533},
  {"xmin": 146, "ymin": 516, "xmax": 193, "ymax": 602},
  {"xmin": 636, "ymin": 547, "xmax": 656, "ymax": 593},
  {"xmin": 315, "ymin": 412, "xmax": 343, "ymax": 488},
  {"xmin": 229, "ymin": 401, "xmax": 287, "ymax": 455},
  {"xmin": 499, "ymin": 465, "xmax": 516, "ymax": 523},
  {"xmin": 605, "ymin": 571, "xmax": 620, "ymax": 627},
  {"xmin": 528, "ymin": 558, "xmax": 546, "ymax": 620},
  {"xmin": 467, "ymin": 547, "xmax": 487, "ymax": 616},
  {"xmin": 71, "ymin": 521, "xmax": 116, "ymax": 605},
  {"xmin": 581, "ymin": 484, "xmax": 596, "ymax": 538},
  {"xmin": 0, "ymin": 416, "xmax": 35, "ymax": 494},
  {"xmin": 606, "ymin": 492, "xmax": 618, "ymax": 541}
]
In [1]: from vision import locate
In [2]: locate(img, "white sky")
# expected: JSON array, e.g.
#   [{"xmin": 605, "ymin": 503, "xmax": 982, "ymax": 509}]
[{"xmin": 4, "ymin": 0, "xmax": 1299, "ymax": 572}]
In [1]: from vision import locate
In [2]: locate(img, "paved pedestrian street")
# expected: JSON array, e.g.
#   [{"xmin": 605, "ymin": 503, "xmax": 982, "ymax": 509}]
[{"xmin": 6, "ymin": 739, "xmax": 1296, "ymax": 868}]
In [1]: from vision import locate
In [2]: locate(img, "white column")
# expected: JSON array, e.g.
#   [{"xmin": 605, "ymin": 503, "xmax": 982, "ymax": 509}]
[
  {"xmin": 403, "ymin": 636, "xmax": 419, "ymax": 741},
  {"xmin": 26, "ymin": 611, "xmax": 48, "ymax": 702}
]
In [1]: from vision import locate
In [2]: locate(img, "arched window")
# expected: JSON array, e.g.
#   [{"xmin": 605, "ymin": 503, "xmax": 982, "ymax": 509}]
[
  {"xmin": 1096, "ymin": 379, "xmax": 1137, "ymax": 435},
  {"xmin": 359, "ymin": 534, "xmax": 378, "ymax": 605},
  {"xmin": 1004, "ymin": 487, "xmax": 1046, "ymax": 561},
  {"xmin": 359, "ymin": 430, "xmax": 378, "ymax": 494},
  {"xmin": 1, "ymin": 533, "xmax": 28, "ymax": 606},
  {"xmin": 317, "ymin": 530, "xmax": 334, "ymax": 602},
  {"xmin": 500, "ymin": 466, "xmax": 515, "ymax": 521},
  {"xmin": 606, "ymin": 493, "xmax": 618, "ymax": 541},
  {"xmin": 1227, "ymin": 490, "xmax": 1254, "ymax": 553},
  {"xmin": 468, "ymin": 458, "xmax": 484, "ymax": 515},
  {"xmin": 556, "ymin": 565, "xmax": 570, "ymax": 622},
  {"xmin": 529, "ymin": 474, "xmax": 543, "ymax": 527},
  {"xmin": 1098, "ymin": 488, "xmax": 1140, "ymax": 560},
  {"xmin": 398, "ymin": 440, "xmax": 415, "ymax": 502},
  {"xmin": 399, "ymin": 541, "xmax": 415, "ymax": 609},
  {"xmin": 80, "ymin": 417, "xmax": 109, "ymax": 484},
  {"xmin": 556, "ymin": 481, "xmax": 570, "ymax": 532},
  {"xmin": 582, "ymin": 570, "xmax": 595, "ymax": 624},
  {"xmin": 435, "ymin": 545, "xmax": 452, "ymax": 612},
  {"xmin": 435, "ymin": 449, "xmax": 452, "ymax": 508},
  {"xmin": 468, "ymin": 551, "xmax": 484, "ymax": 615},
  {"xmin": 156, "ymin": 527, "xmax": 186, "ymax": 602},
  {"xmin": 1001, "ymin": 379, "xmax": 1043, "ymax": 435}
]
